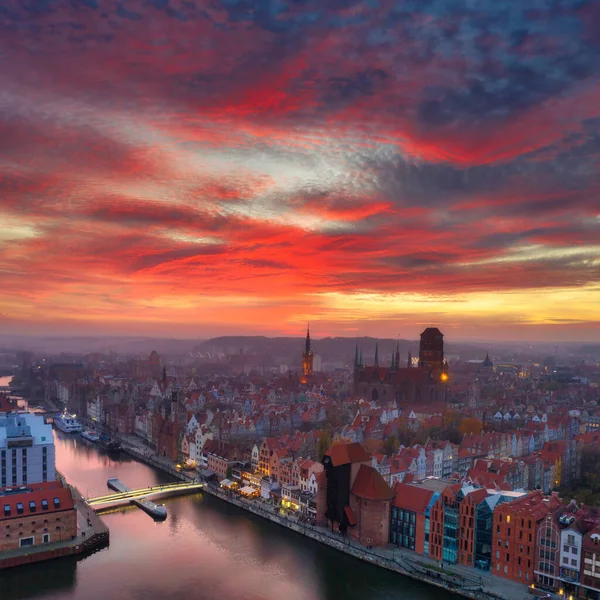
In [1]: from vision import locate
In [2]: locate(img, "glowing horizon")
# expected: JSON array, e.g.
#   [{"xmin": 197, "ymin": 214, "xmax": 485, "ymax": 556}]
[{"xmin": 0, "ymin": 1, "xmax": 599, "ymax": 342}]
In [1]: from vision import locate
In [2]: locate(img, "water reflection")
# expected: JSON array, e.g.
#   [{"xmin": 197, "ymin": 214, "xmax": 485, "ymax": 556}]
[
  {"xmin": 0, "ymin": 556, "xmax": 78, "ymax": 600},
  {"xmin": 0, "ymin": 433, "xmax": 459, "ymax": 600}
]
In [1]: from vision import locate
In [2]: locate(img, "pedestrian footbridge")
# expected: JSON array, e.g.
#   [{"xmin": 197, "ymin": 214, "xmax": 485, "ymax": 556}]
[{"xmin": 87, "ymin": 480, "xmax": 204, "ymax": 516}]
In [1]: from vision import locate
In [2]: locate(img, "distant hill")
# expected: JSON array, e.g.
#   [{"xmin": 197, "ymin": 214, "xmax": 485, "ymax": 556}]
[
  {"xmin": 0, "ymin": 335, "xmax": 202, "ymax": 356},
  {"xmin": 194, "ymin": 336, "xmax": 492, "ymax": 366}
]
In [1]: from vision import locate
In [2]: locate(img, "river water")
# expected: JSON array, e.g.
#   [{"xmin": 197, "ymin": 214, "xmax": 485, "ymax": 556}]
[{"xmin": 0, "ymin": 428, "xmax": 459, "ymax": 600}]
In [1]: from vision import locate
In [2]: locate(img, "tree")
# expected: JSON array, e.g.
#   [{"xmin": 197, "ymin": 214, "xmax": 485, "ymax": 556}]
[
  {"xmin": 383, "ymin": 435, "xmax": 400, "ymax": 457},
  {"xmin": 326, "ymin": 403, "xmax": 344, "ymax": 428},
  {"xmin": 458, "ymin": 417, "xmax": 483, "ymax": 437},
  {"xmin": 316, "ymin": 431, "xmax": 332, "ymax": 462}
]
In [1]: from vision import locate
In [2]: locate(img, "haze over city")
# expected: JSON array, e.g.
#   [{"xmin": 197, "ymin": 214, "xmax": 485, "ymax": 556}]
[{"xmin": 0, "ymin": 1, "xmax": 599, "ymax": 342}]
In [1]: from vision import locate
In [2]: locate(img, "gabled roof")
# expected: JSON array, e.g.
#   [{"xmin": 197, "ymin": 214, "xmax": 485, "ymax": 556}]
[
  {"xmin": 392, "ymin": 483, "xmax": 435, "ymax": 513},
  {"xmin": 324, "ymin": 442, "xmax": 370, "ymax": 467},
  {"xmin": 351, "ymin": 464, "xmax": 394, "ymax": 501}
]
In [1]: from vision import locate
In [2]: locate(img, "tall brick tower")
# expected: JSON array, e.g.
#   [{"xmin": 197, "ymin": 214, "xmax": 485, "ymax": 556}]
[
  {"xmin": 418, "ymin": 327, "xmax": 445, "ymax": 371},
  {"xmin": 302, "ymin": 325, "xmax": 313, "ymax": 379}
]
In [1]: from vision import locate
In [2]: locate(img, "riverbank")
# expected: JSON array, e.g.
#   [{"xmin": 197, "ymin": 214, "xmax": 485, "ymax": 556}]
[
  {"xmin": 119, "ymin": 437, "xmax": 193, "ymax": 481},
  {"xmin": 115, "ymin": 436, "xmax": 528, "ymax": 600},
  {"xmin": 0, "ymin": 481, "xmax": 109, "ymax": 570}
]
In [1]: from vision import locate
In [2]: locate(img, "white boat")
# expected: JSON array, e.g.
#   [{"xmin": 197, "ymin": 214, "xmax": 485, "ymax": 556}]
[
  {"xmin": 81, "ymin": 430, "xmax": 100, "ymax": 442},
  {"xmin": 54, "ymin": 413, "xmax": 83, "ymax": 433}
]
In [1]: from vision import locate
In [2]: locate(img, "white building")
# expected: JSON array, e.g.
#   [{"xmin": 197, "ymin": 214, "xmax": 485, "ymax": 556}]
[
  {"xmin": 87, "ymin": 395, "xmax": 102, "ymax": 423},
  {"xmin": 559, "ymin": 524, "xmax": 583, "ymax": 586},
  {"xmin": 54, "ymin": 381, "xmax": 69, "ymax": 406},
  {"xmin": 0, "ymin": 413, "xmax": 55, "ymax": 487},
  {"xmin": 251, "ymin": 444, "xmax": 260, "ymax": 472}
]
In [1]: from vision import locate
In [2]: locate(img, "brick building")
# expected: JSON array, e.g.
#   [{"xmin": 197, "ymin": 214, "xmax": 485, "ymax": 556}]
[
  {"xmin": 322, "ymin": 442, "xmax": 371, "ymax": 535},
  {"xmin": 534, "ymin": 509, "xmax": 563, "ymax": 590},
  {"xmin": 429, "ymin": 482, "xmax": 462, "ymax": 563},
  {"xmin": 492, "ymin": 491, "xmax": 562, "ymax": 585},
  {"xmin": 458, "ymin": 488, "xmax": 489, "ymax": 568},
  {"xmin": 581, "ymin": 526, "xmax": 600, "ymax": 598},
  {"xmin": 348, "ymin": 464, "xmax": 394, "ymax": 547},
  {"xmin": 353, "ymin": 328, "xmax": 448, "ymax": 405},
  {"xmin": 258, "ymin": 438, "xmax": 280, "ymax": 475},
  {"xmin": 204, "ymin": 441, "xmax": 243, "ymax": 480},
  {"xmin": 154, "ymin": 413, "xmax": 180, "ymax": 461},
  {"xmin": 390, "ymin": 482, "xmax": 437, "ymax": 554},
  {"xmin": 0, "ymin": 480, "xmax": 77, "ymax": 552}
]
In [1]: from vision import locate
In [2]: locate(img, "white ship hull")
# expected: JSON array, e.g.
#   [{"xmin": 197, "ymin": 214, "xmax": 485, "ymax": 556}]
[{"xmin": 54, "ymin": 415, "xmax": 83, "ymax": 433}]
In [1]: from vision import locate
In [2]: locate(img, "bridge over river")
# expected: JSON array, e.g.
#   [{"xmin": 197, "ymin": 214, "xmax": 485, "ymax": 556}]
[{"xmin": 87, "ymin": 480, "xmax": 204, "ymax": 517}]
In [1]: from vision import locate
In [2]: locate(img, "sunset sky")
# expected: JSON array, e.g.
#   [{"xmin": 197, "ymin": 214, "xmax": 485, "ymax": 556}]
[{"xmin": 0, "ymin": 0, "xmax": 599, "ymax": 341}]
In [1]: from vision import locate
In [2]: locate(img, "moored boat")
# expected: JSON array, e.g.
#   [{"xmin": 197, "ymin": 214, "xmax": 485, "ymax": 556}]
[
  {"xmin": 81, "ymin": 430, "xmax": 100, "ymax": 443},
  {"xmin": 54, "ymin": 413, "xmax": 83, "ymax": 433}
]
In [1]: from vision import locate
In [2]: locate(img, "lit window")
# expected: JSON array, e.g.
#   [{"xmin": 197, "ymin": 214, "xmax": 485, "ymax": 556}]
[{"xmin": 507, "ymin": 515, "xmax": 511, "ymax": 524}]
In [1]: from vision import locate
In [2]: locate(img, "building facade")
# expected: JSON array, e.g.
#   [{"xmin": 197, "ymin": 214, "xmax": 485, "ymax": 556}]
[
  {"xmin": 0, "ymin": 413, "xmax": 55, "ymax": 487},
  {"xmin": 353, "ymin": 328, "xmax": 448, "ymax": 405},
  {"xmin": 0, "ymin": 480, "xmax": 77, "ymax": 552}
]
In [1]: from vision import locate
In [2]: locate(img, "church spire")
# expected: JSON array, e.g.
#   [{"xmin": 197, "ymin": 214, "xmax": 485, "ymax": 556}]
[
  {"xmin": 395, "ymin": 341, "xmax": 400, "ymax": 370},
  {"xmin": 390, "ymin": 352, "xmax": 395, "ymax": 369},
  {"xmin": 374, "ymin": 342, "xmax": 379, "ymax": 367},
  {"xmin": 407, "ymin": 350, "xmax": 412, "ymax": 368},
  {"xmin": 359, "ymin": 346, "xmax": 363, "ymax": 368},
  {"xmin": 354, "ymin": 344, "xmax": 359, "ymax": 368},
  {"xmin": 305, "ymin": 324, "xmax": 311, "ymax": 354}
]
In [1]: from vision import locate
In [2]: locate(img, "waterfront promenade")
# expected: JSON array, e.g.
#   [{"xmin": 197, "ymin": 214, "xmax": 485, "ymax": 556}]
[{"xmin": 117, "ymin": 435, "xmax": 531, "ymax": 600}]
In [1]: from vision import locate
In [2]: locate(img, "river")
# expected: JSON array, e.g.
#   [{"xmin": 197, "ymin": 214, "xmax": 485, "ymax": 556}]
[{"xmin": 0, "ymin": 428, "xmax": 460, "ymax": 600}]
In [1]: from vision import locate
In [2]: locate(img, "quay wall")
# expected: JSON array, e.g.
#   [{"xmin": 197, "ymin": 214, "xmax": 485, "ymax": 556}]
[
  {"xmin": 201, "ymin": 485, "xmax": 491, "ymax": 600},
  {"xmin": 118, "ymin": 440, "xmax": 517, "ymax": 600},
  {"xmin": 0, "ymin": 485, "xmax": 108, "ymax": 570}
]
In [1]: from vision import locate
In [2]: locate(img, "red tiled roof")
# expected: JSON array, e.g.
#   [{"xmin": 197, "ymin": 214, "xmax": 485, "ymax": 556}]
[
  {"xmin": 351, "ymin": 465, "xmax": 394, "ymax": 501},
  {"xmin": 0, "ymin": 480, "xmax": 74, "ymax": 522},
  {"xmin": 392, "ymin": 483, "xmax": 434, "ymax": 513},
  {"xmin": 466, "ymin": 488, "xmax": 489, "ymax": 505},
  {"xmin": 324, "ymin": 442, "xmax": 370, "ymax": 467}
]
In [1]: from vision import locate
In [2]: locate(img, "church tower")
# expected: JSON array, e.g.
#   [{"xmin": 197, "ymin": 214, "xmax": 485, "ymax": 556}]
[
  {"xmin": 418, "ymin": 327, "xmax": 445, "ymax": 371},
  {"xmin": 302, "ymin": 325, "xmax": 313, "ymax": 378}
]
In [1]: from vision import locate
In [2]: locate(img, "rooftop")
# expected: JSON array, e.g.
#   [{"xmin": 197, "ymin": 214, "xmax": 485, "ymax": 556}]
[
  {"xmin": 408, "ymin": 478, "xmax": 454, "ymax": 493},
  {"xmin": 0, "ymin": 413, "xmax": 53, "ymax": 447},
  {"xmin": 324, "ymin": 442, "xmax": 370, "ymax": 467},
  {"xmin": 351, "ymin": 464, "xmax": 394, "ymax": 501},
  {"xmin": 0, "ymin": 480, "xmax": 74, "ymax": 522}
]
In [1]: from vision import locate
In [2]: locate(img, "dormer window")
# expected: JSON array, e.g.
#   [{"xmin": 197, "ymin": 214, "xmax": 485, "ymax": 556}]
[
  {"xmin": 41, "ymin": 499, "xmax": 48, "ymax": 510},
  {"xmin": 29, "ymin": 501, "xmax": 36, "ymax": 512},
  {"xmin": 53, "ymin": 498, "xmax": 60, "ymax": 509},
  {"xmin": 16, "ymin": 503, "xmax": 23, "ymax": 515},
  {"xmin": 3, "ymin": 505, "xmax": 10, "ymax": 517}
]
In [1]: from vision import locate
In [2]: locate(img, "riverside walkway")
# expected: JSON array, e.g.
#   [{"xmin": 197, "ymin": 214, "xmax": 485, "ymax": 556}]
[{"xmin": 202, "ymin": 484, "xmax": 528, "ymax": 600}]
